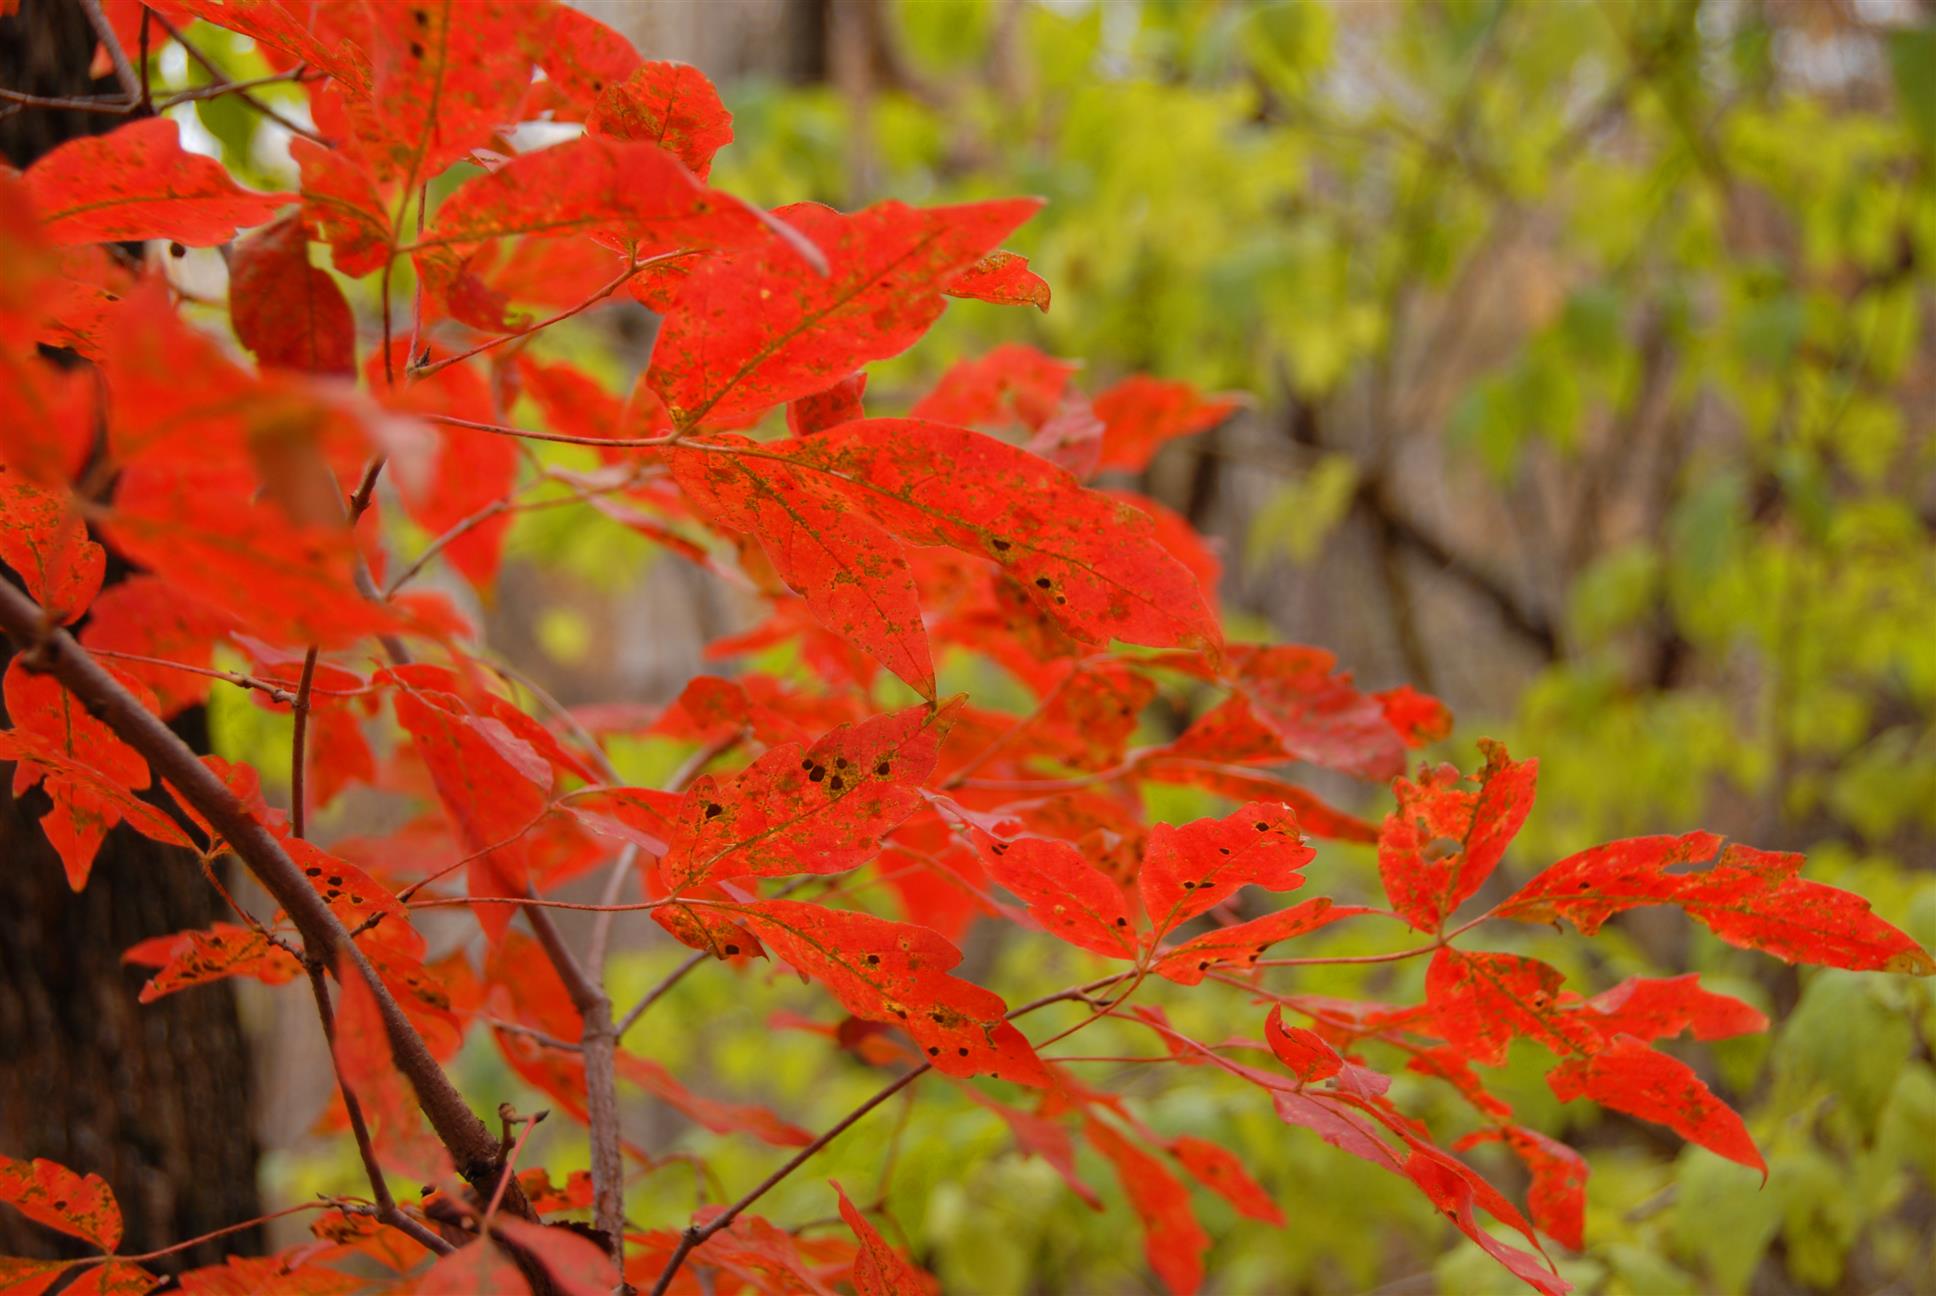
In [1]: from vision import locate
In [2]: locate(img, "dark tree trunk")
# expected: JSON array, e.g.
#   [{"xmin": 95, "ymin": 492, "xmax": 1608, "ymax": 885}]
[{"xmin": 0, "ymin": 0, "xmax": 263, "ymax": 1271}]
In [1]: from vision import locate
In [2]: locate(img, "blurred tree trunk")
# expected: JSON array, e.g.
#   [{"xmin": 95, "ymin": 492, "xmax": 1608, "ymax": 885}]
[{"xmin": 0, "ymin": 0, "xmax": 262, "ymax": 1270}]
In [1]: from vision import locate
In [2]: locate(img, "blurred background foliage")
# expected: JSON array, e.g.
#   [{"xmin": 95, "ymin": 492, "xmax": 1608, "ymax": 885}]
[{"xmin": 181, "ymin": 0, "xmax": 1935, "ymax": 1292}]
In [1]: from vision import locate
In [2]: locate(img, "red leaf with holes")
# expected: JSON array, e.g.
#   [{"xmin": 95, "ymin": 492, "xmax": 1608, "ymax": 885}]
[
  {"xmin": 24, "ymin": 118, "xmax": 287, "ymax": 246},
  {"xmin": 1265, "ymin": 1006, "xmax": 1345, "ymax": 1082},
  {"xmin": 775, "ymin": 419, "xmax": 1221, "ymax": 653},
  {"xmin": 1084, "ymin": 1119, "xmax": 1208, "ymax": 1296},
  {"xmin": 667, "ymin": 439, "xmax": 934, "ymax": 698},
  {"xmin": 834, "ymin": 1181, "xmax": 927, "ymax": 1296},
  {"xmin": 1152, "ymin": 898, "xmax": 1351, "ymax": 985},
  {"xmin": 229, "ymin": 214, "xmax": 355, "ymax": 376},
  {"xmin": 1379, "ymin": 740, "xmax": 1537, "ymax": 932},
  {"xmin": 642, "ymin": 200, "xmax": 1038, "ymax": 428},
  {"xmin": 1426, "ymin": 948, "xmax": 1599, "ymax": 1067},
  {"xmin": 1139, "ymin": 802, "xmax": 1313, "ymax": 937},
  {"xmin": 1093, "ymin": 376, "xmax": 1243, "ymax": 472},
  {"xmin": 661, "ymin": 701, "xmax": 954, "ymax": 890},
  {"xmin": 0, "ymin": 467, "xmax": 103, "ymax": 623},
  {"xmin": 0, "ymin": 1156, "xmax": 121, "ymax": 1252},
  {"xmin": 1498, "ymin": 833, "xmax": 1935, "ymax": 975},
  {"xmin": 1168, "ymin": 1136, "xmax": 1283, "ymax": 1225},
  {"xmin": 319, "ymin": 0, "xmax": 542, "ymax": 192},
  {"xmin": 1547, "ymin": 1035, "xmax": 1764, "ymax": 1177},
  {"xmin": 124, "ymin": 924, "xmax": 303, "ymax": 1002},
  {"xmin": 944, "ymin": 250, "xmax": 1050, "ymax": 312},
  {"xmin": 976, "ymin": 832, "xmax": 1137, "ymax": 959},
  {"xmin": 735, "ymin": 899, "xmax": 1049, "ymax": 1087},
  {"xmin": 589, "ymin": 61, "xmax": 735, "ymax": 180}
]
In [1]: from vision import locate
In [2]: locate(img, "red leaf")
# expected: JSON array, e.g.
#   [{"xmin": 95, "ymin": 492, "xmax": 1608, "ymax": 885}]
[
  {"xmin": 0, "ymin": 725, "xmax": 193, "ymax": 889},
  {"xmin": 589, "ymin": 61, "xmax": 735, "ymax": 180},
  {"xmin": 1151, "ymin": 898, "xmax": 1350, "ymax": 985},
  {"xmin": 491, "ymin": 1218, "xmax": 620, "ymax": 1296},
  {"xmin": 833, "ymin": 1181, "xmax": 927, "ymax": 1296},
  {"xmin": 389, "ymin": 681, "xmax": 553, "ymax": 942},
  {"xmin": 0, "ymin": 1155, "xmax": 121, "ymax": 1252},
  {"xmin": 943, "ymin": 250, "xmax": 1050, "ymax": 312},
  {"xmin": 786, "ymin": 372, "xmax": 867, "ymax": 436},
  {"xmin": 229, "ymin": 214, "xmax": 355, "ymax": 376},
  {"xmin": 661, "ymin": 701, "xmax": 955, "ymax": 890},
  {"xmin": 1497, "ymin": 832, "xmax": 1935, "ymax": 975},
  {"xmin": 1402, "ymin": 1148, "xmax": 1569, "ymax": 1296},
  {"xmin": 910, "ymin": 344, "xmax": 1077, "ymax": 429},
  {"xmin": 1139, "ymin": 758, "xmax": 1378, "ymax": 844},
  {"xmin": 1227, "ymin": 645, "xmax": 1408, "ymax": 780},
  {"xmin": 43, "ymin": 1262, "xmax": 154, "ymax": 1296},
  {"xmin": 1379, "ymin": 740, "xmax": 1537, "ymax": 932},
  {"xmin": 0, "ymin": 466, "xmax": 104, "ymax": 623},
  {"xmin": 1083, "ymin": 1119, "xmax": 1208, "ymax": 1296},
  {"xmin": 777, "ymin": 419, "xmax": 1221, "ymax": 654},
  {"xmin": 1458, "ymin": 1126, "xmax": 1588, "ymax": 1252},
  {"xmin": 1547, "ymin": 1035, "xmax": 1765, "ymax": 1177},
  {"xmin": 25, "ymin": 118, "xmax": 286, "ymax": 246},
  {"xmin": 4, "ymin": 658, "xmax": 154, "ymax": 888},
  {"xmin": 123, "ymin": 923, "xmax": 302, "ymax": 1002},
  {"xmin": 291, "ymin": 137, "xmax": 393, "ymax": 278},
  {"xmin": 405, "ymin": 1241, "xmax": 529, "ymax": 1295},
  {"xmin": 1264, "ymin": 1005, "xmax": 1344, "ymax": 1083},
  {"xmin": 528, "ymin": 6, "xmax": 643, "ymax": 119},
  {"xmin": 959, "ymin": 1089, "xmax": 1102, "ymax": 1209},
  {"xmin": 667, "ymin": 439, "xmax": 935, "ymax": 698},
  {"xmin": 167, "ymin": 0, "xmax": 369, "ymax": 90},
  {"xmin": 1376, "ymin": 684, "xmax": 1453, "ymax": 746},
  {"xmin": 77, "ymin": 577, "xmax": 234, "ymax": 717},
  {"xmin": 1426, "ymin": 948, "xmax": 1599, "ymax": 1067},
  {"xmin": 1138, "ymin": 802, "xmax": 1313, "ymax": 937},
  {"xmin": 320, "ymin": 0, "xmax": 542, "ymax": 192},
  {"xmin": 414, "ymin": 136, "xmax": 775, "ymax": 301},
  {"xmin": 1092, "ymin": 375, "xmax": 1243, "ymax": 473},
  {"xmin": 1575, "ymin": 974, "xmax": 1767, "ymax": 1044},
  {"xmin": 735, "ymin": 899, "xmax": 1050, "ymax": 1087},
  {"xmin": 643, "ymin": 199, "xmax": 1039, "ymax": 428},
  {"xmin": 332, "ymin": 952, "xmax": 453, "ymax": 1186},
  {"xmin": 0, "ymin": 1258, "xmax": 71, "ymax": 1296},
  {"xmin": 616, "ymin": 1054, "xmax": 812, "ymax": 1147},
  {"xmin": 976, "ymin": 832, "xmax": 1137, "ymax": 960},
  {"xmin": 1168, "ymin": 1136, "xmax": 1283, "ymax": 1225}
]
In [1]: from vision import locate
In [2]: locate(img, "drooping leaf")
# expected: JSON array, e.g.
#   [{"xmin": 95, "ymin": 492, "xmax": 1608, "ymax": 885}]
[
  {"xmin": 1265, "ymin": 1005, "xmax": 1345, "ymax": 1083},
  {"xmin": 0, "ymin": 1156, "xmax": 121, "ymax": 1252},
  {"xmin": 616, "ymin": 1054, "xmax": 812, "ymax": 1148},
  {"xmin": 1457, "ymin": 1126, "xmax": 1588, "ymax": 1251},
  {"xmin": 1167, "ymin": 1136, "xmax": 1283, "ymax": 1225},
  {"xmin": 1151, "ymin": 898, "xmax": 1350, "ymax": 985},
  {"xmin": 24, "ymin": 118, "xmax": 287, "ymax": 246},
  {"xmin": 1379, "ymin": 740, "xmax": 1537, "ymax": 932},
  {"xmin": 833, "ymin": 1181, "xmax": 927, "ymax": 1296},
  {"xmin": 642, "ymin": 199, "xmax": 1039, "ymax": 428},
  {"xmin": 1083, "ymin": 1119, "xmax": 1208, "ymax": 1296},
  {"xmin": 943, "ymin": 250, "xmax": 1050, "ymax": 312},
  {"xmin": 588, "ymin": 61, "xmax": 735, "ymax": 180},
  {"xmin": 1138, "ymin": 802, "xmax": 1313, "ymax": 937},
  {"xmin": 1546, "ymin": 1035, "xmax": 1765, "ymax": 1177},
  {"xmin": 1497, "ymin": 832, "xmax": 1936, "ymax": 975},
  {"xmin": 1226, "ymin": 645, "xmax": 1410, "ymax": 780},
  {"xmin": 229, "ymin": 214, "xmax": 356, "ymax": 376},
  {"xmin": 667, "ymin": 440, "xmax": 935, "ymax": 699},
  {"xmin": 735, "ymin": 899, "xmax": 1050, "ymax": 1087},
  {"xmin": 1574, "ymin": 974, "xmax": 1767, "ymax": 1044},
  {"xmin": 1092, "ymin": 376, "xmax": 1243, "ymax": 473},
  {"xmin": 1402, "ymin": 1147, "xmax": 1570, "ymax": 1296},
  {"xmin": 123, "ymin": 923, "xmax": 302, "ymax": 1002},
  {"xmin": 976, "ymin": 832, "xmax": 1137, "ymax": 960},
  {"xmin": 0, "ymin": 466, "xmax": 104, "ymax": 623}
]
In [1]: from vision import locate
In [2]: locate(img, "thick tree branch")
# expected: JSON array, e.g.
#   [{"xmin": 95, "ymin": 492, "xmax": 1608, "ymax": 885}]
[{"xmin": 0, "ymin": 581, "xmax": 528, "ymax": 1216}]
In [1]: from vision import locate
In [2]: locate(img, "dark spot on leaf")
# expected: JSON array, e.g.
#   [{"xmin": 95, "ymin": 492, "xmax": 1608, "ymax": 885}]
[
  {"xmin": 328, "ymin": 876, "xmax": 343, "ymax": 887},
  {"xmin": 1034, "ymin": 576, "xmax": 1051, "ymax": 589},
  {"xmin": 1198, "ymin": 961, "xmax": 1210, "ymax": 971},
  {"xmin": 992, "ymin": 538, "xmax": 1011, "ymax": 551},
  {"xmin": 305, "ymin": 866, "xmax": 322, "ymax": 877},
  {"xmin": 704, "ymin": 802, "xmax": 723, "ymax": 819},
  {"xmin": 409, "ymin": 40, "xmax": 425, "ymax": 58},
  {"xmin": 1255, "ymin": 821, "xmax": 1269, "ymax": 831},
  {"xmin": 865, "ymin": 954, "xmax": 880, "ymax": 965},
  {"xmin": 927, "ymin": 1047, "xmax": 940, "ymax": 1056},
  {"xmin": 876, "ymin": 761, "xmax": 890, "ymax": 776},
  {"xmin": 168, "ymin": 242, "xmax": 186, "ymax": 258},
  {"xmin": 808, "ymin": 766, "xmax": 825, "ymax": 782},
  {"xmin": 829, "ymin": 775, "xmax": 844, "ymax": 791},
  {"xmin": 957, "ymin": 1047, "xmax": 968, "ymax": 1057},
  {"xmin": 1114, "ymin": 916, "xmax": 1128, "ymax": 926},
  {"xmin": 724, "ymin": 943, "xmax": 740, "ymax": 956}
]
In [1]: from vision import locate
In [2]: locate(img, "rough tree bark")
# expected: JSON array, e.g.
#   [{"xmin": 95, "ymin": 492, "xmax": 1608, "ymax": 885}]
[{"xmin": 0, "ymin": 0, "xmax": 263, "ymax": 1270}]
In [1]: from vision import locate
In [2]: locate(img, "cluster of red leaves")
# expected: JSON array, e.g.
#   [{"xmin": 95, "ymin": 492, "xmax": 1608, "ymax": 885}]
[{"xmin": 0, "ymin": 5, "xmax": 1929, "ymax": 1296}]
